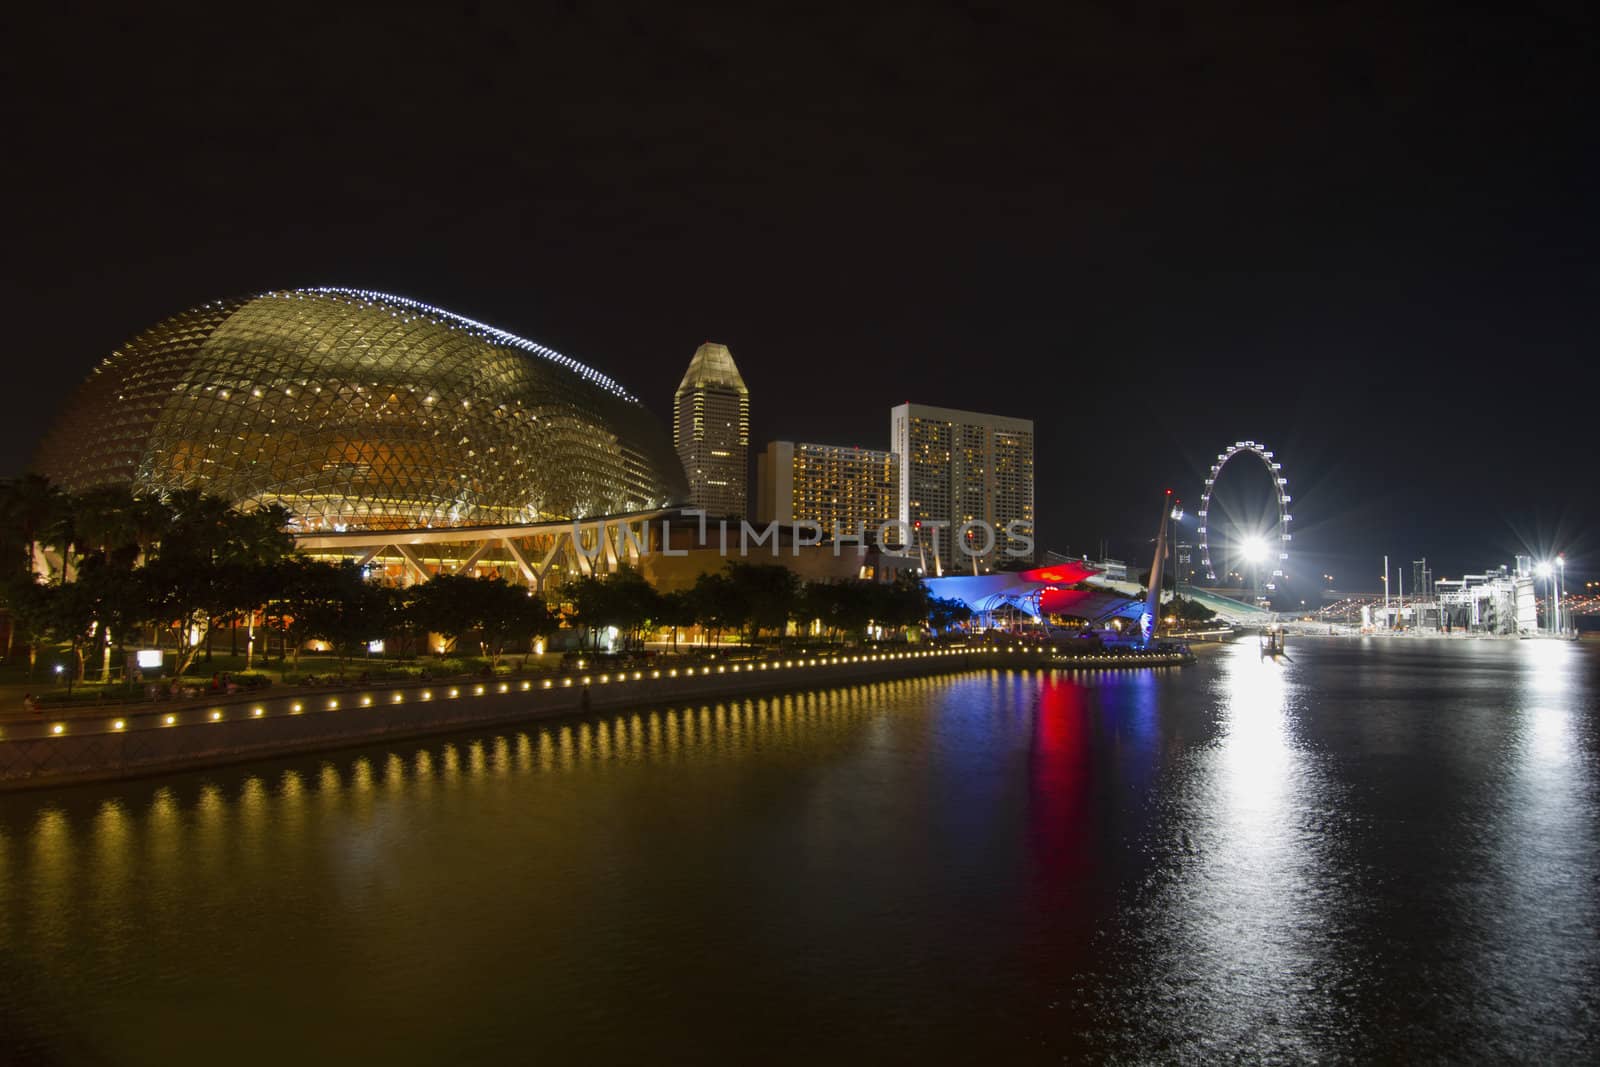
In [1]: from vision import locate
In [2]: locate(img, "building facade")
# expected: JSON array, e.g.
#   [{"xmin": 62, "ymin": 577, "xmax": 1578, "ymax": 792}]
[
  {"xmin": 890, "ymin": 402, "xmax": 1034, "ymax": 573},
  {"xmin": 756, "ymin": 440, "xmax": 899, "ymax": 541},
  {"xmin": 673, "ymin": 343, "xmax": 749, "ymax": 518},
  {"xmin": 34, "ymin": 288, "xmax": 687, "ymax": 531}
]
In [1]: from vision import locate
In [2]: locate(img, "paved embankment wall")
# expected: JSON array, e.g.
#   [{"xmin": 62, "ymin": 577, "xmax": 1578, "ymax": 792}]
[{"xmin": 0, "ymin": 648, "xmax": 1189, "ymax": 790}]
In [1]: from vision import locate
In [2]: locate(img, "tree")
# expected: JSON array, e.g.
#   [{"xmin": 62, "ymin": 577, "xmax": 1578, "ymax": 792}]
[
  {"xmin": 657, "ymin": 589, "xmax": 696, "ymax": 651},
  {"xmin": 794, "ymin": 581, "xmax": 846, "ymax": 643},
  {"xmin": 724, "ymin": 562, "xmax": 797, "ymax": 643},
  {"xmin": 797, "ymin": 581, "xmax": 874, "ymax": 643},
  {"xmin": 39, "ymin": 578, "xmax": 98, "ymax": 688},
  {"xmin": 874, "ymin": 572, "xmax": 932, "ymax": 636},
  {"xmin": 135, "ymin": 492, "xmax": 296, "ymax": 675},
  {"xmin": 279, "ymin": 560, "xmax": 392, "ymax": 668},
  {"xmin": 0, "ymin": 473, "xmax": 66, "ymax": 585},
  {"xmin": 408, "ymin": 573, "xmax": 485, "ymax": 654},
  {"xmin": 689, "ymin": 570, "xmax": 747, "ymax": 648},
  {"xmin": 410, "ymin": 574, "xmax": 555, "ymax": 663},
  {"xmin": 73, "ymin": 554, "xmax": 153, "ymax": 682},
  {"xmin": 565, "ymin": 565, "xmax": 659, "ymax": 650},
  {"xmin": 475, "ymin": 581, "xmax": 554, "ymax": 665},
  {"xmin": 928, "ymin": 596, "xmax": 973, "ymax": 633},
  {"xmin": 70, "ymin": 485, "xmax": 144, "ymax": 571},
  {"xmin": 1165, "ymin": 594, "xmax": 1216, "ymax": 625},
  {"xmin": 140, "ymin": 552, "xmax": 223, "ymax": 678},
  {"xmin": 0, "ymin": 575, "xmax": 54, "ymax": 676}
]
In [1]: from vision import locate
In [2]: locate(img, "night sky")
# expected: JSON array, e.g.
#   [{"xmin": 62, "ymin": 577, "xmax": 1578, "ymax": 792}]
[{"xmin": 4, "ymin": 4, "xmax": 1595, "ymax": 593}]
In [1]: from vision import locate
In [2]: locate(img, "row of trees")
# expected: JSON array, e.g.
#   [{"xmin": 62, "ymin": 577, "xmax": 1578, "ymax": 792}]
[
  {"xmin": 0, "ymin": 476, "xmax": 562, "ymax": 680},
  {"xmin": 1, "ymin": 477, "xmax": 300, "ymax": 680},
  {"xmin": 565, "ymin": 562, "xmax": 967, "ymax": 650},
  {"xmin": 1, "ymin": 477, "xmax": 970, "ymax": 682}
]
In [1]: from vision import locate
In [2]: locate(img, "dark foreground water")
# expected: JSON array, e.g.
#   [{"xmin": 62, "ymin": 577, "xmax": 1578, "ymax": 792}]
[{"xmin": 2, "ymin": 639, "xmax": 1597, "ymax": 1064}]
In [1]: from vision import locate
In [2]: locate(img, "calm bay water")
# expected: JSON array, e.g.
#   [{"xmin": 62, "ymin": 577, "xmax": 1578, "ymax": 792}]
[{"xmin": 2, "ymin": 639, "xmax": 1597, "ymax": 1063}]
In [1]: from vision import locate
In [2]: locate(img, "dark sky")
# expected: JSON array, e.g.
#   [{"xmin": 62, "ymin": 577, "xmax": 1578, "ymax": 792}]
[{"xmin": 3, "ymin": 3, "xmax": 1595, "ymax": 592}]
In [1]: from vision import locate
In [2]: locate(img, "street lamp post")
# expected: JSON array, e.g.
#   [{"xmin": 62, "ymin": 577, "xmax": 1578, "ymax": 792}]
[
  {"xmin": 1535, "ymin": 559, "xmax": 1555, "ymax": 634},
  {"xmin": 1556, "ymin": 555, "xmax": 1566, "ymax": 635}
]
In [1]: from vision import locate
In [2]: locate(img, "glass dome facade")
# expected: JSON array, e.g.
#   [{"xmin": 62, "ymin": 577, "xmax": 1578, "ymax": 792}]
[{"xmin": 35, "ymin": 289, "xmax": 688, "ymax": 530}]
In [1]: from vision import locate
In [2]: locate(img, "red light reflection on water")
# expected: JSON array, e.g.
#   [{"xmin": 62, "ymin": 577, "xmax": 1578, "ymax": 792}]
[{"xmin": 1027, "ymin": 675, "xmax": 1094, "ymax": 892}]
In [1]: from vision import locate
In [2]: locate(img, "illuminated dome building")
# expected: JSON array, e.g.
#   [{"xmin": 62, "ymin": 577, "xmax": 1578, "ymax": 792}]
[{"xmin": 36, "ymin": 288, "xmax": 687, "ymax": 531}]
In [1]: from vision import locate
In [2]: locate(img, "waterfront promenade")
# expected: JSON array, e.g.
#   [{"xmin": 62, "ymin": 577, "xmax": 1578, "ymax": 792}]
[{"xmin": 0, "ymin": 645, "xmax": 1191, "ymax": 790}]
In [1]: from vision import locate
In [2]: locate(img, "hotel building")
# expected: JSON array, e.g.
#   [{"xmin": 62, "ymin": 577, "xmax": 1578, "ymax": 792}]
[
  {"xmin": 756, "ymin": 441, "xmax": 899, "ymax": 542},
  {"xmin": 889, "ymin": 402, "xmax": 1034, "ymax": 573}
]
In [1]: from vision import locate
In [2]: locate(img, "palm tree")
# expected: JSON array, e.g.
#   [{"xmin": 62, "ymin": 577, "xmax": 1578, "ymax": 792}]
[
  {"xmin": 128, "ymin": 493, "xmax": 175, "ymax": 562},
  {"xmin": 0, "ymin": 474, "xmax": 66, "ymax": 582},
  {"xmin": 72, "ymin": 485, "xmax": 141, "ymax": 566},
  {"xmin": 43, "ymin": 490, "xmax": 81, "ymax": 585},
  {"xmin": 0, "ymin": 476, "xmax": 64, "ymax": 661}
]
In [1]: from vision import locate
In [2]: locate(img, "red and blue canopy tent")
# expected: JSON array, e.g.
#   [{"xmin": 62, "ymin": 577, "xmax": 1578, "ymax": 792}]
[{"xmin": 922, "ymin": 563, "xmax": 1143, "ymax": 625}]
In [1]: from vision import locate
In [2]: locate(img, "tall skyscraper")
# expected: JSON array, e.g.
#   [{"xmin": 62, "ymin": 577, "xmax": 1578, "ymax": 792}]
[
  {"xmin": 890, "ymin": 402, "xmax": 1034, "ymax": 573},
  {"xmin": 756, "ymin": 440, "xmax": 899, "ymax": 540},
  {"xmin": 674, "ymin": 342, "xmax": 749, "ymax": 518}
]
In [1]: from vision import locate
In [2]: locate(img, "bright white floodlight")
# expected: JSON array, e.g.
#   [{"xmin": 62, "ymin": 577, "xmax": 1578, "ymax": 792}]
[
  {"xmin": 1241, "ymin": 537, "xmax": 1268, "ymax": 563},
  {"xmin": 1536, "ymin": 561, "xmax": 1553, "ymax": 578}
]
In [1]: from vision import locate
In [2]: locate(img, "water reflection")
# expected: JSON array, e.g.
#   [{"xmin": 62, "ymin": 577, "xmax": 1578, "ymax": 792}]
[
  {"xmin": 1464, "ymin": 640, "xmax": 1599, "ymax": 1058},
  {"xmin": 1027, "ymin": 675, "xmax": 1093, "ymax": 892},
  {"xmin": 1, "ymin": 647, "xmax": 1595, "ymax": 1063},
  {"xmin": 1108, "ymin": 641, "xmax": 1358, "ymax": 1060}
]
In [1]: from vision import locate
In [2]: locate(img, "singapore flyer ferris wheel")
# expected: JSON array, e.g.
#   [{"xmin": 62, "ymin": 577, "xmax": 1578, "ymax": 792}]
[{"xmin": 1197, "ymin": 440, "xmax": 1292, "ymax": 587}]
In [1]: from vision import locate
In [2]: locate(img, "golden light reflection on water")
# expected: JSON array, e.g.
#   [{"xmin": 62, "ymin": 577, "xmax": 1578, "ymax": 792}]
[
  {"xmin": 1, "ymin": 673, "xmax": 994, "ymax": 989},
  {"xmin": 352, "ymin": 757, "xmax": 375, "ymax": 795},
  {"xmin": 0, "ymin": 823, "xmax": 10, "ymax": 947},
  {"xmin": 237, "ymin": 777, "xmax": 268, "ymax": 876},
  {"xmin": 386, "ymin": 754, "xmax": 406, "ymax": 795},
  {"xmin": 28, "ymin": 809, "xmax": 74, "ymax": 950},
  {"xmin": 90, "ymin": 800, "xmax": 131, "ymax": 893}
]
